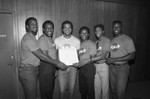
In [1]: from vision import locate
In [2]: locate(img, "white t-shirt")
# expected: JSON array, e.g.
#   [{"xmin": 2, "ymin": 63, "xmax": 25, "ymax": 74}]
[
  {"xmin": 54, "ymin": 35, "xmax": 80, "ymax": 65},
  {"xmin": 54, "ymin": 35, "xmax": 80, "ymax": 50}
]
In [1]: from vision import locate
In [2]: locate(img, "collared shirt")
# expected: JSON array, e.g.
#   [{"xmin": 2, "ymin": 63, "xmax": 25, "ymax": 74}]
[
  {"xmin": 80, "ymin": 40, "xmax": 97, "ymax": 61},
  {"xmin": 38, "ymin": 34, "xmax": 57, "ymax": 60},
  {"xmin": 110, "ymin": 34, "xmax": 135, "ymax": 64},
  {"xmin": 21, "ymin": 33, "xmax": 40, "ymax": 67}
]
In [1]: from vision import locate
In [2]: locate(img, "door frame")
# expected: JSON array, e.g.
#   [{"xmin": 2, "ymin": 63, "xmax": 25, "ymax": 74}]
[{"xmin": 0, "ymin": 10, "xmax": 20, "ymax": 99}]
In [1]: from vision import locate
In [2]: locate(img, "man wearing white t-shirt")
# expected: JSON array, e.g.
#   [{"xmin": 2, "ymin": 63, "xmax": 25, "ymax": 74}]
[{"xmin": 54, "ymin": 20, "xmax": 80, "ymax": 99}]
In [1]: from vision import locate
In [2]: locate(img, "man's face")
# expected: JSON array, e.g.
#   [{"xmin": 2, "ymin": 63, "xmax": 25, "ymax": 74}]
[
  {"xmin": 80, "ymin": 29, "xmax": 89, "ymax": 41},
  {"xmin": 43, "ymin": 23, "xmax": 54, "ymax": 37},
  {"xmin": 62, "ymin": 23, "xmax": 72, "ymax": 36},
  {"xmin": 27, "ymin": 19, "xmax": 38, "ymax": 35},
  {"xmin": 113, "ymin": 23, "xmax": 122, "ymax": 36},
  {"xmin": 95, "ymin": 27, "xmax": 104, "ymax": 39}
]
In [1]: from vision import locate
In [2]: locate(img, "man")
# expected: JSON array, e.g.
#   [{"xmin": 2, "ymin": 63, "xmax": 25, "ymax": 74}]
[
  {"xmin": 38, "ymin": 20, "xmax": 57, "ymax": 99},
  {"xmin": 54, "ymin": 20, "xmax": 80, "ymax": 99},
  {"xmin": 19, "ymin": 17, "xmax": 67, "ymax": 99},
  {"xmin": 78, "ymin": 26, "xmax": 96, "ymax": 99},
  {"xmin": 107, "ymin": 20, "xmax": 136, "ymax": 99},
  {"xmin": 91, "ymin": 24, "xmax": 110, "ymax": 99}
]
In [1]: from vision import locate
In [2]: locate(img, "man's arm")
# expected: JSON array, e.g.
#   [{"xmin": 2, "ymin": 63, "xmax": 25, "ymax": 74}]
[
  {"xmin": 32, "ymin": 49, "xmax": 67, "ymax": 70},
  {"xmin": 91, "ymin": 50, "xmax": 109, "ymax": 62},
  {"xmin": 107, "ymin": 51, "xmax": 136, "ymax": 64},
  {"xmin": 41, "ymin": 49, "xmax": 49, "ymax": 56},
  {"xmin": 78, "ymin": 58, "xmax": 92, "ymax": 67},
  {"xmin": 79, "ymin": 51, "xmax": 109, "ymax": 67}
]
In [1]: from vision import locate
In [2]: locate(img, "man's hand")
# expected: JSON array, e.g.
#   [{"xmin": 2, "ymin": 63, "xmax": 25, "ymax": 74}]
[
  {"xmin": 79, "ymin": 58, "xmax": 91, "ymax": 67},
  {"xmin": 72, "ymin": 62, "xmax": 80, "ymax": 68},
  {"xmin": 95, "ymin": 60, "xmax": 106, "ymax": 64},
  {"xmin": 106, "ymin": 58, "xmax": 115, "ymax": 64},
  {"xmin": 57, "ymin": 62, "xmax": 68, "ymax": 70},
  {"xmin": 67, "ymin": 63, "xmax": 80, "ymax": 68}
]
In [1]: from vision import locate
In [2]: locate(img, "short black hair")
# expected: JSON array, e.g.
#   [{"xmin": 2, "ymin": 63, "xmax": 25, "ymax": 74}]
[
  {"xmin": 42, "ymin": 20, "xmax": 54, "ymax": 29},
  {"xmin": 94, "ymin": 24, "xmax": 105, "ymax": 31},
  {"xmin": 113, "ymin": 20, "xmax": 122, "ymax": 27},
  {"xmin": 25, "ymin": 17, "xmax": 37, "ymax": 32},
  {"xmin": 61, "ymin": 20, "xmax": 73, "ymax": 34},
  {"xmin": 79, "ymin": 26, "xmax": 90, "ymax": 40},
  {"xmin": 25, "ymin": 17, "xmax": 37, "ymax": 26}
]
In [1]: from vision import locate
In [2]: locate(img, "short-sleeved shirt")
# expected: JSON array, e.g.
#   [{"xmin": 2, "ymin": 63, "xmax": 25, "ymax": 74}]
[
  {"xmin": 54, "ymin": 35, "xmax": 80, "ymax": 50},
  {"xmin": 96, "ymin": 36, "xmax": 111, "ymax": 56},
  {"xmin": 80, "ymin": 40, "xmax": 97, "ymax": 61},
  {"xmin": 110, "ymin": 34, "xmax": 135, "ymax": 63},
  {"xmin": 54, "ymin": 35, "xmax": 80, "ymax": 65},
  {"xmin": 21, "ymin": 33, "xmax": 40, "ymax": 67},
  {"xmin": 38, "ymin": 34, "xmax": 57, "ymax": 60}
]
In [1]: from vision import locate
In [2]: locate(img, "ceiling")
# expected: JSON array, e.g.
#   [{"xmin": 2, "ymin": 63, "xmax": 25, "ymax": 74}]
[{"xmin": 95, "ymin": 0, "xmax": 150, "ymax": 6}]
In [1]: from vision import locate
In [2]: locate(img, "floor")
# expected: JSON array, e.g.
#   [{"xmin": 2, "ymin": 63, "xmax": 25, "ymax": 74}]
[
  {"xmin": 30, "ymin": 78, "xmax": 150, "ymax": 99},
  {"xmin": 126, "ymin": 80, "xmax": 150, "ymax": 99},
  {"xmin": 52, "ymin": 80, "xmax": 150, "ymax": 99}
]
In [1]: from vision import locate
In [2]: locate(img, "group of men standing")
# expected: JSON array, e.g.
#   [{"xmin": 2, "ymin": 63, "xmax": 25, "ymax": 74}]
[{"xmin": 19, "ymin": 17, "xmax": 135, "ymax": 99}]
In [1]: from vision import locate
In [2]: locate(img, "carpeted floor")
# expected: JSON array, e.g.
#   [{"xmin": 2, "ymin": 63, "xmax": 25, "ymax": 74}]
[
  {"xmin": 126, "ymin": 80, "xmax": 150, "ymax": 99},
  {"xmin": 36, "ymin": 78, "xmax": 150, "ymax": 99},
  {"xmin": 52, "ymin": 79, "xmax": 150, "ymax": 99}
]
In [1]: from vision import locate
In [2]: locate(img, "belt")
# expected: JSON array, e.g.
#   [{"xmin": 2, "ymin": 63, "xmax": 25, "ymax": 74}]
[
  {"xmin": 18, "ymin": 64, "xmax": 38, "ymax": 71},
  {"xmin": 95, "ymin": 62, "xmax": 106, "ymax": 64},
  {"xmin": 94, "ymin": 60, "xmax": 106, "ymax": 64},
  {"xmin": 112, "ymin": 63, "xmax": 128, "ymax": 67}
]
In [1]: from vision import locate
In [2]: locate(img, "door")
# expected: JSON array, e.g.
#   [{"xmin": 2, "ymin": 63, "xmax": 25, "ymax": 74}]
[{"xmin": 0, "ymin": 12, "xmax": 18, "ymax": 99}]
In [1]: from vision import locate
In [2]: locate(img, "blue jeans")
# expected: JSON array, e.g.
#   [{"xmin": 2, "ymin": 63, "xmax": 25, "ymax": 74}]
[
  {"xmin": 18, "ymin": 65, "xmax": 38, "ymax": 99},
  {"xmin": 57, "ymin": 66, "xmax": 77, "ymax": 99},
  {"xmin": 109, "ymin": 63, "xmax": 130, "ymax": 99}
]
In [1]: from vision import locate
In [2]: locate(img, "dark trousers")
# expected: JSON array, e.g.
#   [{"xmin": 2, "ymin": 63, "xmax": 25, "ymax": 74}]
[
  {"xmin": 109, "ymin": 63, "xmax": 130, "ymax": 99},
  {"xmin": 38, "ymin": 61, "xmax": 56, "ymax": 99},
  {"xmin": 79, "ymin": 62, "xmax": 95, "ymax": 99}
]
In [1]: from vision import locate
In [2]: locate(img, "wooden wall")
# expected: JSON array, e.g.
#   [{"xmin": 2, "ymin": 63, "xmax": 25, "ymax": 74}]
[
  {"xmin": 1, "ymin": 0, "xmax": 150, "ymax": 98},
  {"xmin": 0, "ymin": 0, "xmax": 150, "ymax": 85}
]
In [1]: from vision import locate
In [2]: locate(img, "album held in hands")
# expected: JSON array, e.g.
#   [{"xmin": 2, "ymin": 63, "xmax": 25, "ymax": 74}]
[{"xmin": 58, "ymin": 46, "xmax": 79, "ymax": 66}]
